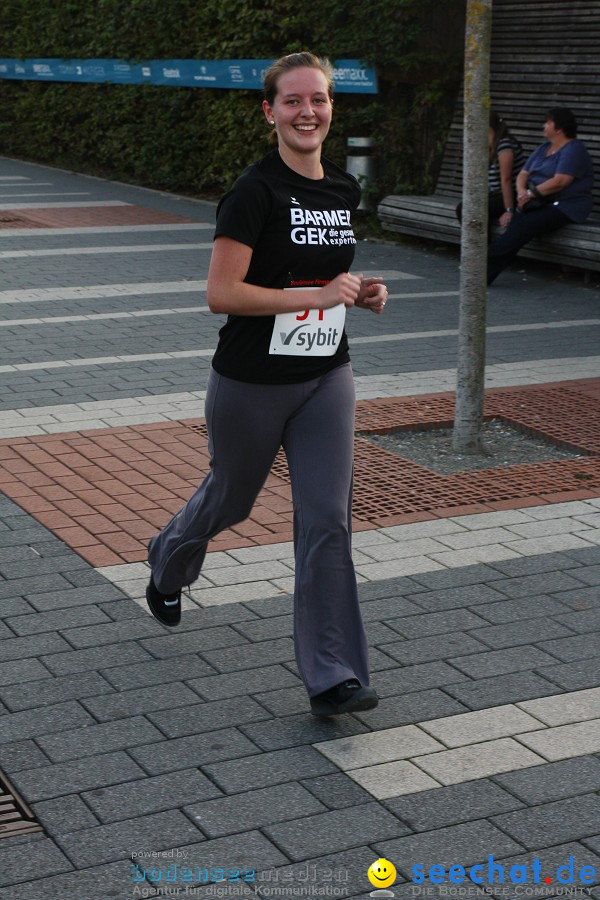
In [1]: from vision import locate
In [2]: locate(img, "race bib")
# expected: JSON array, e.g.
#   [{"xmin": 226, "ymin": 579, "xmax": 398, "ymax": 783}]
[{"xmin": 269, "ymin": 289, "xmax": 346, "ymax": 357}]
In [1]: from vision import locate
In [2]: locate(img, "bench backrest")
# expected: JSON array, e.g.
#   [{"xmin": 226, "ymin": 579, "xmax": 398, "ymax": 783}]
[{"xmin": 437, "ymin": 0, "xmax": 600, "ymax": 218}]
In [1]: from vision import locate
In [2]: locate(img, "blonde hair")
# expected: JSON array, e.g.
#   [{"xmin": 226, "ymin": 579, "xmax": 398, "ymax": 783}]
[{"xmin": 263, "ymin": 51, "xmax": 334, "ymax": 106}]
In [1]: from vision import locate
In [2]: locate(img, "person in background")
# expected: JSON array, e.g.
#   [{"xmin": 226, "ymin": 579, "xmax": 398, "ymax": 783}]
[
  {"xmin": 145, "ymin": 51, "xmax": 388, "ymax": 718},
  {"xmin": 487, "ymin": 107, "xmax": 594, "ymax": 284},
  {"xmin": 456, "ymin": 111, "xmax": 525, "ymax": 237}
]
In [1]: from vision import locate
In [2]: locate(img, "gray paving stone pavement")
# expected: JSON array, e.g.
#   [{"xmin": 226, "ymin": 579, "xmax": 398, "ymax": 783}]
[
  {"xmin": 2, "ymin": 488, "xmax": 600, "ymax": 894},
  {"xmin": 374, "ymin": 819, "xmax": 525, "ymax": 877},
  {"xmin": 1, "ymin": 156, "xmax": 600, "ymax": 899}
]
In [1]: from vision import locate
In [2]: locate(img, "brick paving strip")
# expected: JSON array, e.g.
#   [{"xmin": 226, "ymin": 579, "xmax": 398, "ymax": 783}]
[
  {"xmin": 0, "ymin": 204, "xmax": 196, "ymax": 227},
  {"xmin": 0, "ymin": 380, "xmax": 598, "ymax": 568}
]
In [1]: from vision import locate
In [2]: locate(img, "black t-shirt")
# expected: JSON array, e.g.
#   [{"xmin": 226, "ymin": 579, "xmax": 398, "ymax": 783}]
[{"xmin": 211, "ymin": 150, "xmax": 361, "ymax": 384}]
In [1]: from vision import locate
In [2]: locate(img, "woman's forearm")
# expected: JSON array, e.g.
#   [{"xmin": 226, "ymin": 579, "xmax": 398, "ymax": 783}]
[
  {"xmin": 207, "ymin": 236, "xmax": 310, "ymax": 315},
  {"xmin": 207, "ymin": 237, "xmax": 361, "ymax": 315},
  {"xmin": 208, "ymin": 280, "xmax": 322, "ymax": 316},
  {"xmin": 498, "ymin": 152, "xmax": 515, "ymax": 210},
  {"xmin": 534, "ymin": 173, "xmax": 574, "ymax": 196},
  {"xmin": 501, "ymin": 177, "xmax": 513, "ymax": 210},
  {"xmin": 516, "ymin": 170, "xmax": 529, "ymax": 194}
]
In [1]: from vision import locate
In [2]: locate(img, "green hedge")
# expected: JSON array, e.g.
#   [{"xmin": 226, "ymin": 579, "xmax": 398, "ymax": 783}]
[{"xmin": 0, "ymin": 0, "xmax": 465, "ymax": 198}]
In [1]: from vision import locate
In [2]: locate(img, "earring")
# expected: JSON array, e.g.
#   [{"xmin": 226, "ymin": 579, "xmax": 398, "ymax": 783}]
[{"xmin": 270, "ymin": 120, "xmax": 275, "ymax": 125}]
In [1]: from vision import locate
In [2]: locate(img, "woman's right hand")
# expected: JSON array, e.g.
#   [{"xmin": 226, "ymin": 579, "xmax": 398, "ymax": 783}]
[
  {"xmin": 316, "ymin": 273, "xmax": 362, "ymax": 309},
  {"xmin": 517, "ymin": 189, "xmax": 530, "ymax": 210}
]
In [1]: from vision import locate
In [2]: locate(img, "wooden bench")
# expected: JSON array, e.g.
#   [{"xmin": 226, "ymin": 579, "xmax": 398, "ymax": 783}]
[{"xmin": 378, "ymin": 0, "xmax": 600, "ymax": 273}]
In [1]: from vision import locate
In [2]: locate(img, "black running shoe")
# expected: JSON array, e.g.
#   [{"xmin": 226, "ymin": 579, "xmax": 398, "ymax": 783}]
[
  {"xmin": 310, "ymin": 678, "xmax": 379, "ymax": 717},
  {"xmin": 146, "ymin": 574, "xmax": 181, "ymax": 627}
]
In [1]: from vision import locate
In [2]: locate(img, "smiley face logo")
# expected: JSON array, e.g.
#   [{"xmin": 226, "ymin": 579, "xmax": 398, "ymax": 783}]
[{"xmin": 368, "ymin": 858, "xmax": 397, "ymax": 889}]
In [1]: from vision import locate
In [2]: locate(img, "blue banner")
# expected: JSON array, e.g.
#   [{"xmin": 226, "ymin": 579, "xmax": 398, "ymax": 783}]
[{"xmin": 0, "ymin": 58, "xmax": 377, "ymax": 93}]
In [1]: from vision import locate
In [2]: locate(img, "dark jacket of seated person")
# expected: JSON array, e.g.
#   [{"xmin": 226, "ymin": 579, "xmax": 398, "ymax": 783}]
[{"xmin": 487, "ymin": 107, "xmax": 594, "ymax": 285}]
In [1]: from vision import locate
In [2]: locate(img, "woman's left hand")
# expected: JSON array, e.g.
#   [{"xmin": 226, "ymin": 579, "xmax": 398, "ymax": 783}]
[{"xmin": 355, "ymin": 276, "xmax": 388, "ymax": 314}]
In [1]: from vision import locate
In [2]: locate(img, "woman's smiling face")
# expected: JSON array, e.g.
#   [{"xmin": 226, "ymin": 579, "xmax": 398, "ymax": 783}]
[{"xmin": 263, "ymin": 66, "xmax": 332, "ymax": 162}]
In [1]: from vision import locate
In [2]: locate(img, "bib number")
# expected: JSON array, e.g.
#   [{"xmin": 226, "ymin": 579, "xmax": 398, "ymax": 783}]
[{"xmin": 269, "ymin": 289, "xmax": 346, "ymax": 357}]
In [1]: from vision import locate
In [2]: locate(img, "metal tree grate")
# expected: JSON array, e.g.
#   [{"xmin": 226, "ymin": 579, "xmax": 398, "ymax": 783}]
[{"xmin": 0, "ymin": 770, "xmax": 43, "ymax": 839}]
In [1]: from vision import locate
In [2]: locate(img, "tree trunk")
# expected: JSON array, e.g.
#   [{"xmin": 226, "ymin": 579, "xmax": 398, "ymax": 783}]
[{"xmin": 452, "ymin": 0, "xmax": 492, "ymax": 452}]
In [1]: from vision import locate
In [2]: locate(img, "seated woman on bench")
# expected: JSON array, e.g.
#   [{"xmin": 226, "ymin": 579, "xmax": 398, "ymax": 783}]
[
  {"xmin": 456, "ymin": 111, "xmax": 525, "ymax": 237},
  {"xmin": 487, "ymin": 107, "xmax": 594, "ymax": 285}
]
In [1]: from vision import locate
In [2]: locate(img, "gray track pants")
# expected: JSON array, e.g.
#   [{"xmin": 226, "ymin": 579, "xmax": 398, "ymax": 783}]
[{"xmin": 148, "ymin": 362, "xmax": 369, "ymax": 697}]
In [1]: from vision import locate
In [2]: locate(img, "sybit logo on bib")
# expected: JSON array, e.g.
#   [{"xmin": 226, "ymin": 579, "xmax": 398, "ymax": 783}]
[{"xmin": 270, "ymin": 289, "xmax": 346, "ymax": 357}]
